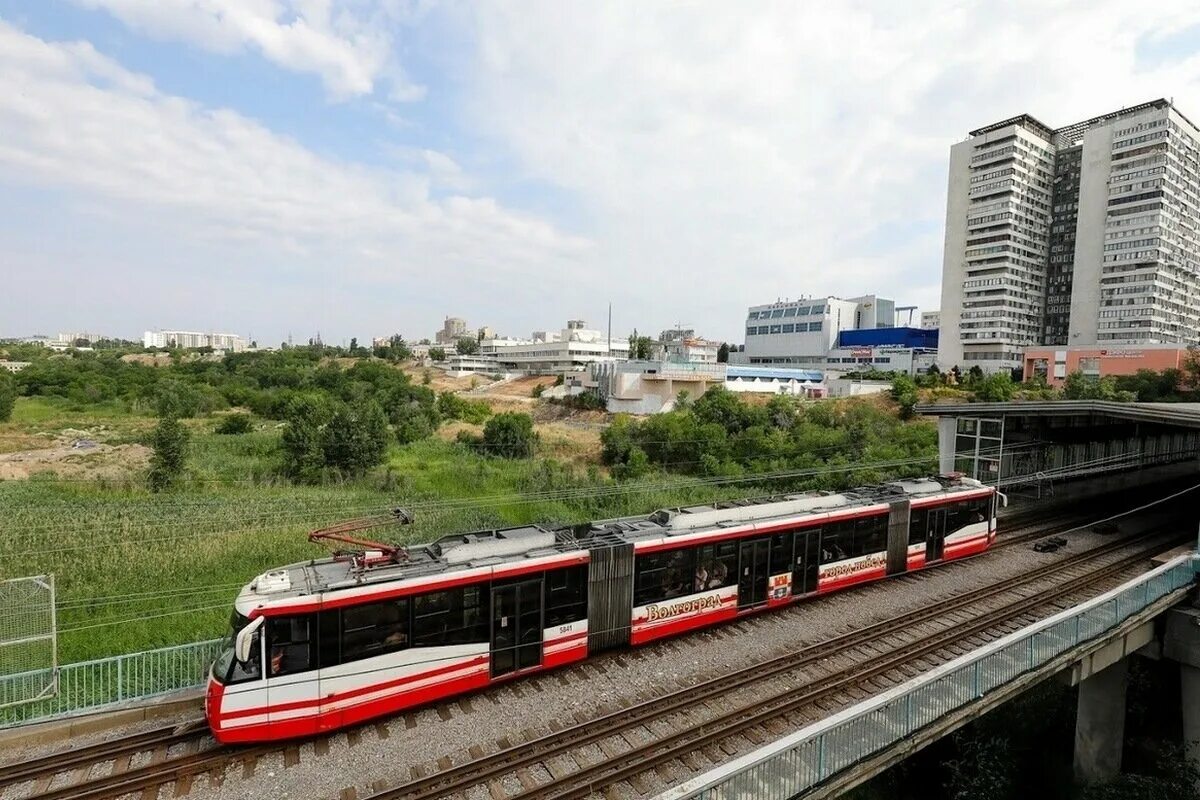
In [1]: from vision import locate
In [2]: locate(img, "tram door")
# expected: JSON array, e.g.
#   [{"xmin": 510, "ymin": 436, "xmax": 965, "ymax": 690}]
[
  {"xmin": 926, "ymin": 508, "xmax": 947, "ymax": 563},
  {"xmin": 738, "ymin": 538, "xmax": 770, "ymax": 608},
  {"xmin": 491, "ymin": 579, "xmax": 543, "ymax": 677},
  {"xmin": 794, "ymin": 530, "xmax": 821, "ymax": 595}
]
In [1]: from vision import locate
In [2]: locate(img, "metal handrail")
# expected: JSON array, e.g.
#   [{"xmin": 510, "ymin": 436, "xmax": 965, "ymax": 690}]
[{"xmin": 657, "ymin": 554, "xmax": 1195, "ymax": 800}]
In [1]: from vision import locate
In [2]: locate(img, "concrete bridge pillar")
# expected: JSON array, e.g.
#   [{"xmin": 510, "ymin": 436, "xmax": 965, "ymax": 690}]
[
  {"xmin": 937, "ymin": 416, "xmax": 956, "ymax": 474},
  {"xmin": 1073, "ymin": 657, "xmax": 1129, "ymax": 784},
  {"xmin": 1164, "ymin": 606, "xmax": 1200, "ymax": 771}
]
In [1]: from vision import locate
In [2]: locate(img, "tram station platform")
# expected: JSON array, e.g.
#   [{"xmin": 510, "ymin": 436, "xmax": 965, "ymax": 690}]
[{"xmin": 916, "ymin": 401, "xmax": 1200, "ymax": 499}]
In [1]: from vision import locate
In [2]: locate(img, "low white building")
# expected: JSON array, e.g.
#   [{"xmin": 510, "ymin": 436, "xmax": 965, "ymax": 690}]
[
  {"xmin": 0, "ymin": 361, "xmax": 31, "ymax": 373},
  {"xmin": 826, "ymin": 378, "xmax": 893, "ymax": 398},
  {"xmin": 724, "ymin": 365, "xmax": 826, "ymax": 398},
  {"xmin": 488, "ymin": 321, "xmax": 629, "ymax": 373},
  {"xmin": 144, "ymin": 330, "xmax": 246, "ymax": 352},
  {"xmin": 823, "ymin": 346, "xmax": 938, "ymax": 376},
  {"xmin": 590, "ymin": 361, "xmax": 727, "ymax": 414}
]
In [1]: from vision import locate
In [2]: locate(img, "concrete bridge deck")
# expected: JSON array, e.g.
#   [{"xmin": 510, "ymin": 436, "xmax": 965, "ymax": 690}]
[{"xmin": 656, "ymin": 551, "xmax": 1197, "ymax": 800}]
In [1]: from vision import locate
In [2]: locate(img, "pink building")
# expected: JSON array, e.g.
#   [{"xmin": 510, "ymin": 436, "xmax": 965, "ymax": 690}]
[{"xmin": 1023, "ymin": 345, "xmax": 1190, "ymax": 387}]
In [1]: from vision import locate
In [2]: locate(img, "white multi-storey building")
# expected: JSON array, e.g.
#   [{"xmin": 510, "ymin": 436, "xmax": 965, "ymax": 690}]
[
  {"xmin": 652, "ymin": 329, "xmax": 719, "ymax": 363},
  {"xmin": 921, "ymin": 311, "xmax": 940, "ymax": 330},
  {"xmin": 143, "ymin": 330, "xmax": 247, "ymax": 352},
  {"xmin": 939, "ymin": 99, "xmax": 1200, "ymax": 373},
  {"xmin": 738, "ymin": 295, "xmax": 895, "ymax": 366}
]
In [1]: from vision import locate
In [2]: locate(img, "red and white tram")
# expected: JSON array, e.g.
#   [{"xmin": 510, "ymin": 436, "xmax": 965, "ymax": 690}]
[{"xmin": 206, "ymin": 475, "xmax": 1000, "ymax": 742}]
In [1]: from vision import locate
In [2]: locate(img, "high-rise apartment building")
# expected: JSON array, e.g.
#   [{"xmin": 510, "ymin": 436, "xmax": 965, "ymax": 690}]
[{"xmin": 939, "ymin": 99, "xmax": 1200, "ymax": 373}]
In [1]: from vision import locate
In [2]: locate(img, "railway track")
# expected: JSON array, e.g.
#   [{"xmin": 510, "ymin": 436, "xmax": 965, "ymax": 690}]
[
  {"xmin": 358, "ymin": 526, "xmax": 1188, "ymax": 800},
  {"xmin": 0, "ymin": 504, "xmax": 1180, "ymax": 800}
]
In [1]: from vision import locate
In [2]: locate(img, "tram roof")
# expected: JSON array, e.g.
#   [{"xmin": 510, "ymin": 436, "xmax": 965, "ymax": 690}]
[
  {"xmin": 235, "ymin": 477, "xmax": 990, "ymax": 614},
  {"xmin": 916, "ymin": 401, "xmax": 1200, "ymax": 429}
]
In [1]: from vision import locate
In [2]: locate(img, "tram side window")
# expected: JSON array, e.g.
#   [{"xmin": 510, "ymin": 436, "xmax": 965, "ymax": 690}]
[
  {"xmin": 855, "ymin": 514, "xmax": 888, "ymax": 556},
  {"xmin": 341, "ymin": 598, "xmax": 410, "ymax": 663},
  {"xmin": 944, "ymin": 498, "xmax": 991, "ymax": 533},
  {"xmin": 694, "ymin": 542, "xmax": 737, "ymax": 591},
  {"xmin": 267, "ymin": 616, "xmax": 313, "ymax": 677},
  {"xmin": 413, "ymin": 586, "xmax": 487, "ymax": 647},
  {"xmin": 768, "ymin": 532, "xmax": 795, "ymax": 576},
  {"xmin": 545, "ymin": 566, "xmax": 588, "ymax": 627},
  {"xmin": 820, "ymin": 520, "xmax": 853, "ymax": 562},
  {"xmin": 908, "ymin": 508, "xmax": 928, "ymax": 545},
  {"xmin": 634, "ymin": 549, "xmax": 695, "ymax": 606}
]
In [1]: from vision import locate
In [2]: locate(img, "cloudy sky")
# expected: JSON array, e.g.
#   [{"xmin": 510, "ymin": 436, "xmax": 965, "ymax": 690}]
[{"xmin": 3, "ymin": 2, "xmax": 1200, "ymax": 346}]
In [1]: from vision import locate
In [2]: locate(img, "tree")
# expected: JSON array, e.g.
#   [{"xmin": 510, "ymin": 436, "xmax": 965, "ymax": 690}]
[
  {"xmin": 456, "ymin": 337, "xmax": 480, "ymax": 355},
  {"xmin": 322, "ymin": 400, "xmax": 389, "ymax": 475},
  {"xmin": 975, "ymin": 372, "xmax": 1015, "ymax": 402},
  {"xmin": 627, "ymin": 330, "xmax": 653, "ymax": 360},
  {"xmin": 890, "ymin": 373, "xmax": 919, "ymax": 419},
  {"xmin": 717, "ymin": 343, "xmax": 730, "ymax": 363},
  {"xmin": 1062, "ymin": 371, "xmax": 1129, "ymax": 401},
  {"xmin": 281, "ymin": 396, "xmax": 331, "ymax": 483},
  {"xmin": 429, "ymin": 347, "xmax": 447, "ymax": 362},
  {"xmin": 349, "ymin": 337, "xmax": 359, "ymax": 354},
  {"xmin": 0, "ymin": 371, "xmax": 15, "ymax": 423},
  {"xmin": 147, "ymin": 416, "xmax": 189, "ymax": 492},
  {"xmin": 480, "ymin": 412, "xmax": 537, "ymax": 458},
  {"xmin": 392, "ymin": 403, "xmax": 434, "ymax": 444}
]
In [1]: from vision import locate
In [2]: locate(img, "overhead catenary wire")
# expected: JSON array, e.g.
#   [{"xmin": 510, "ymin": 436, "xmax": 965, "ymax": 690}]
[{"xmin": 71, "ymin": 482, "xmax": 1200, "ymax": 686}]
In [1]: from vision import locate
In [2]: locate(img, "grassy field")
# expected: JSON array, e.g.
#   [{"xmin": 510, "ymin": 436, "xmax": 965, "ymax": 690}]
[{"xmin": 0, "ymin": 395, "xmax": 936, "ymax": 663}]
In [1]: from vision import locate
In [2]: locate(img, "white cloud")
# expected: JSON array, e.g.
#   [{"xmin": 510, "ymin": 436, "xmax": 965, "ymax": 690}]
[
  {"xmin": 70, "ymin": 0, "xmax": 423, "ymax": 99},
  {"xmin": 453, "ymin": 1, "xmax": 1200, "ymax": 337},
  {"xmin": 0, "ymin": 20, "xmax": 592, "ymax": 339}
]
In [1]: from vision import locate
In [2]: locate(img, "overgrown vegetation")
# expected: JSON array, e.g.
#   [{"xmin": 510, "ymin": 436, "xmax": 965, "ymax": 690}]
[
  {"xmin": 601, "ymin": 387, "xmax": 936, "ymax": 482},
  {"xmin": 0, "ymin": 370, "xmax": 14, "ymax": 422}
]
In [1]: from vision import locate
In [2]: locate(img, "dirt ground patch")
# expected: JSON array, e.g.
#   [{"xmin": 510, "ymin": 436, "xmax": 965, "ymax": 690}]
[
  {"xmin": 0, "ymin": 440, "xmax": 151, "ymax": 480},
  {"xmin": 394, "ymin": 363, "xmax": 491, "ymax": 394},
  {"xmin": 475, "ymin": 375, "xmax": 555, "ymax": 398},
  {"xmin": 431, "ymin": 419, "xmax": 602, "ymax": 467},
  {"xmin": 536, "ymin": 422, "xmax": 604, "ymax": 466}
]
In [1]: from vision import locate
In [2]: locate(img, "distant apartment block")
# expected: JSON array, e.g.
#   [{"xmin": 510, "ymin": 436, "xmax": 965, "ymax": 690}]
[
  {"xmin": 940, "ymin": 98, "xmax": 1200, "ymax": 373},
  {"xmin": 434, "ymin": 317, "xmax": 469, "ymax": 345},
  {"xmin": 921, "ymin": 310, "xmax": 940, "ymax": 330},
  {"xmin": 143, "ymin": 330, "xmax": 246, "ymax": 352}
]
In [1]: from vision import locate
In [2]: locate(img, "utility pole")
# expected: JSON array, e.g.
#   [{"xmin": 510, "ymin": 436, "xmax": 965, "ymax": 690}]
[{"xmin": 607, "ymin": 302, "xmax": 612, "ymax": 357}]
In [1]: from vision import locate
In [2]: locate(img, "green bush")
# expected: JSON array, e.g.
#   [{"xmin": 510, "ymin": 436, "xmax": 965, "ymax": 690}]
[
  {"xmin": 323, "ymin": 400, "xmax": 390, "ymax": 476},
  {"xmin": 215, "ymin": 413, "xmax": 254, "ymax": 435},
  {"xmin": 147, "ymin": 416, "xmax": 190, "ymax": 492},
  {"xmin": 437, "ymin": 391, "xmax": 491, "ymax": 424},
  {"xmin": 479, "ymin": 412, "xmax": 537, "ymax": 458}
]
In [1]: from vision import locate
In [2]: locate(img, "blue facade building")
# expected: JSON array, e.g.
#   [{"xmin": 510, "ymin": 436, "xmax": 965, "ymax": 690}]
[{"xmin": 836, "ymin": 327, "xmax": 938, "ymax": 350}]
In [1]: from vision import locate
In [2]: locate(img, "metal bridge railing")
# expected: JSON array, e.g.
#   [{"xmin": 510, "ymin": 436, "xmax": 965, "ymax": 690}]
[
  {"xmin": 0, "ymin": 638, "xmax": 221, "ymax": 728},
  {"xmin": 656, "ymin": 554, "xmax": 1196, "ymax": 800}
]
